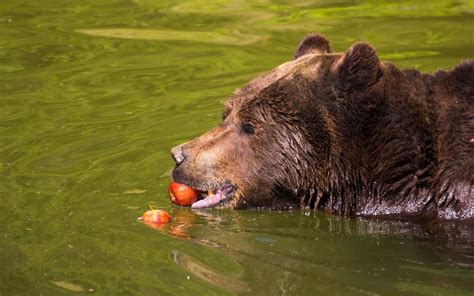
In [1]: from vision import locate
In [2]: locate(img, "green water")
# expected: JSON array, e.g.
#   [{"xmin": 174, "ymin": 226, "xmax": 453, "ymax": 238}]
[{"xmin": 1, "ymin": 0, "xmax": 473, "ymax": 294}]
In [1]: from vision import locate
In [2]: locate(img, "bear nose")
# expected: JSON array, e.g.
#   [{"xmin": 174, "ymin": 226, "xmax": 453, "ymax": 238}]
[{"xmin": 171, "ymin": 145, "xmax": 186, "ymax": 165}]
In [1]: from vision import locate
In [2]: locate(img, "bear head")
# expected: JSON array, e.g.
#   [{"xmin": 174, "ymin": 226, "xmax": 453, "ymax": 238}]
[{"xmin": 171, "ymin": 33, "xmax": 383, "ymax": 209}]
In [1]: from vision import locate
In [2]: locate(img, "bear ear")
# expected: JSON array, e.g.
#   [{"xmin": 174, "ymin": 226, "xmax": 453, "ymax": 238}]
[
  {"xmin": 293, "ymin": 34, "xmax": 331, "ymax": 59},
  {"xmin": 334, "ymin": 42, "xmax": 382, "ymax": 91}
]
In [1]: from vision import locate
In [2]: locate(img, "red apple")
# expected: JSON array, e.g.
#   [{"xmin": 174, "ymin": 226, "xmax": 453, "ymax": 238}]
[
  {"xmin": 168, "ymin": 181, "xmax": 198, "ymax": 206},
  {"xmin": 140, "ymin": 209, "xmax": 171, "ymax": 224}
]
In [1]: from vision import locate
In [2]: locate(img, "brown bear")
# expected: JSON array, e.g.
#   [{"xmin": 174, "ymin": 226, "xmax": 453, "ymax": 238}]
[{"xmin": 171, "ymin": 34, "xmax": 473, "ymax": 220}]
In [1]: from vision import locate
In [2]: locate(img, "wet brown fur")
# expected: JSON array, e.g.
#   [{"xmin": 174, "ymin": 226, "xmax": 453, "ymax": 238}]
[{"xmin": 172, "ymin": 33, "xmax": 474, "ymax": 219}]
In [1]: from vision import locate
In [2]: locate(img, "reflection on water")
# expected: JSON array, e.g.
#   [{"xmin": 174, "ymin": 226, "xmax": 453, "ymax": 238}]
[
  {"xmin": 0, "ymin": 0, "xmax": 473, "ymax": 294},
  {"xmin": 172, "ymin": 250, "xmax": 248, "ymax": 294},
  {"xmin": 151, "ymin": 209, "xmax": 474, "ymax": 295},
  {"xmin": 77, "ymin": 28, "xmax": 268, "ymax": 45}
]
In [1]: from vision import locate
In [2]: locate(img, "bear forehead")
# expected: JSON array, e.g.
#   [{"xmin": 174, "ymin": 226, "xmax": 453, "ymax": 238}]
[{"xmin": 229, "ymin": 52, "xmax": 340, "ymax": 108}]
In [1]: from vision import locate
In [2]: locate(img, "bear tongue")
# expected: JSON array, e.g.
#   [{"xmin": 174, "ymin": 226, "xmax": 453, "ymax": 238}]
[{"xmin": 191, "ymin": 184, "xmax": 233, "ymax": 209}]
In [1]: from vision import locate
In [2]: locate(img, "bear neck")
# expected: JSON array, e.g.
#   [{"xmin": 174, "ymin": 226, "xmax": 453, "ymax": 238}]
[{"xmin": 308, "ymin": 62, "xmax": 459, "ymax": 217}]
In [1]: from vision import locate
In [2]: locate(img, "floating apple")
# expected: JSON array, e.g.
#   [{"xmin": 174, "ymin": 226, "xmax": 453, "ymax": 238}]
[
  {"xmin": 168, "ymin": 181, "xmax": 199, "ymax": 206},
  {"xmin": 139, "ymin": 209, "xmax": 171, "ymax": 224}
]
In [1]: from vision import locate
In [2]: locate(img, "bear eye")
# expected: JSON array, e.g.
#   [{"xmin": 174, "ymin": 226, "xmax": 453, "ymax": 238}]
[{"xmin": 241, "ymin": 123, "xmax": 255, "ymax": 134}]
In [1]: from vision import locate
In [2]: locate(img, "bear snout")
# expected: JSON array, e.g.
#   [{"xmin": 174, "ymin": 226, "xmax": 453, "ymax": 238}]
[{"xmin": 171, "ymin": 144, "xmax": 186, "ymax": 166}]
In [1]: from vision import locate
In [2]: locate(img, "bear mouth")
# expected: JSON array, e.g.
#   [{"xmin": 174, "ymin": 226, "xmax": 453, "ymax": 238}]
[{"xmin": 191, "ymin": 183, "xmax": 235, "ymax": 209}]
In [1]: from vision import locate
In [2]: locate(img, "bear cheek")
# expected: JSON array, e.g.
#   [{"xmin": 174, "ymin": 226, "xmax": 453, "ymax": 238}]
[
  {"xmin": 215, "ymin": 146, "xmax": 248, "ymax": 184},
  {"xmin": 191, "ymin": 140, "xmax": 236, "ymax": 181},
  {"xmin": 211, "ymin": 139, "xmax": 256, "ymax": 189}
]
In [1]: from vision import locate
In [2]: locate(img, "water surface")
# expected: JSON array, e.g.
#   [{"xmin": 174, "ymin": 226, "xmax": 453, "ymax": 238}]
[{"xmin": 1, "ymin": 0, "xmax": 473, "ymax": 294}]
